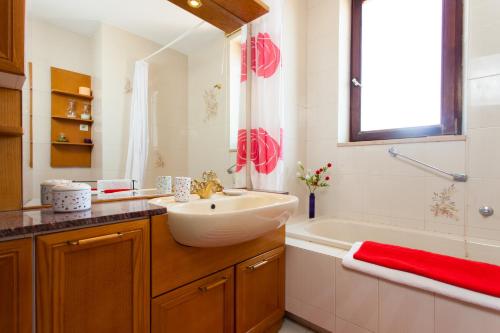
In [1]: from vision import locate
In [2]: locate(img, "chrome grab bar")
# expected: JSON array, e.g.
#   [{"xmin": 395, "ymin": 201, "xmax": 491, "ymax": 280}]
[{"xmin": 388, "ymin": 147, "xmax": 467, "ymax": 182}]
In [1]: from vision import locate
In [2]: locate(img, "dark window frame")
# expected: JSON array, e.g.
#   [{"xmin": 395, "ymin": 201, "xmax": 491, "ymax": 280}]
[{"xmin": 349, "ymin": 0, "xmax": 463, "ymax": 142}]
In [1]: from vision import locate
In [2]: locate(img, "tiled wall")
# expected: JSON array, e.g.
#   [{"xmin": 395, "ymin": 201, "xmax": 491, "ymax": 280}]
[
  {"xmin": 300, "ymin": 0, "xmax": 500, "ymax": 242},
  {"xmin": 286, "ymin": 241, "xmax": 500, "ymax": 333}
]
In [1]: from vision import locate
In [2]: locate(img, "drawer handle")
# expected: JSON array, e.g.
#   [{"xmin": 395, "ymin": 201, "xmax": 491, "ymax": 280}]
[
  {"xmin": 199, "ymin": 278, "xmax": 228, "ymax": 292},
  {"xmin": 247, "ymin": 260, "xmax": 269, "ymax": 271},
  {"xmin": 67, "ymin": 232, "xmax": 123, "ymax": 246}
]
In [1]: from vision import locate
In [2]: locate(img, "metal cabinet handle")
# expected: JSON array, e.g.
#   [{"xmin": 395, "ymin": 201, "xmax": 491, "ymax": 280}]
[
  {"xmin": 199, "ymin": 278, "xmax": 228, "ymax": 292},
  {"xmin": 247, "ymin": 259, "xmax": 269, "ymax": 271},
  {"xmin": 352, "ymin": 78, "xmax": 362, "ymax": 87},
  {"xmin": 67, "ymin": 232, "xmax": 123, "ymax": 246}
]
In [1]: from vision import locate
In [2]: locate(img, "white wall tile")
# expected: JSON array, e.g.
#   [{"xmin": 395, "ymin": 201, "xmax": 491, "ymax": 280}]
[
  {"xmin": 466, "ymin": 178, "xmax": 500, "ymax": 240},
  {"xmin": 424, "ymin": 178, "xmax": 465, "ymax": 236},
  {"xmin": 335, "ymin": 316, "xmax": 373, "ymax": 333},
  {"xmin": 364, "ymin": 175, "xmax": 426, "ymax": 228},
  {"xmin": 335, "ymin": 259, "xmax": 378, "ymax": 332},
  {"xmin": 379, "ymin": 281, "xmax": 434, "ymax": 333},
  {"xmin": 468, "ymin": 127, "xmax": 500, "ymax": 179},
  {"xmin": 435, "ymin": 296, "xmax": 500, "ymax": 333}
]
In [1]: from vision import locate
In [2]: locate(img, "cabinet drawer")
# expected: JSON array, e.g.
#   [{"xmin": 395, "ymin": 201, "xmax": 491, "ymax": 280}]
[
  {"xmin": 152, "ymin": 267, "xmax": 234, "ymax": 333},
  {"xmin": 236, "ymin": 247, "xmax": 285, "ymax": 333}
]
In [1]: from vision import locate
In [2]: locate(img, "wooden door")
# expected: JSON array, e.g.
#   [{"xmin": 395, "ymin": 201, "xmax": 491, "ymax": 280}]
[
  {"xmin": 0, "ymin": 0, "xmax": 25, "ymax": 89},
  {"xmin": 236, "ymin": 247, "xmax": 285, "ymax": 333},
  {"xmin": 36, "ymin": 220, "xmax": 150, "ymax": 333},
  {"xmin": 0, "ymin": 238, "xmax": 32, "ymax": 333},
  {"xmin": 152, "ymin": 267, "xmax": 234, "ymax": 333}
]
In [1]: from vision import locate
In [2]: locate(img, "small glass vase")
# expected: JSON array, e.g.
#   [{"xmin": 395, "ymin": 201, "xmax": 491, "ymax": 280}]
[{"xmin": 309, "ymin": 192, "xmax": 315, "ymax": 219}]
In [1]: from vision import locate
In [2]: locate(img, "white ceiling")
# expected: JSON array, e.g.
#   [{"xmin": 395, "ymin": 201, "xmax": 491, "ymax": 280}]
[{"xmin": 27, "ymin": 0, "xmax": 223, "ymax": 54}]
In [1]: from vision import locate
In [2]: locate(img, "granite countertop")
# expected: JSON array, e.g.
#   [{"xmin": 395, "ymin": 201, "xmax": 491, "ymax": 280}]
[{"xmin": 0, "ymin": 199, "xmax": 167, "ymax": 241}]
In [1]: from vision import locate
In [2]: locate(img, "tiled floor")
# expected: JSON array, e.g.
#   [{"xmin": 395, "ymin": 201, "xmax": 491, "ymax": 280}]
[{"xmin": 278, "ymin": 318, "xmax": 315, "ymax": 333}]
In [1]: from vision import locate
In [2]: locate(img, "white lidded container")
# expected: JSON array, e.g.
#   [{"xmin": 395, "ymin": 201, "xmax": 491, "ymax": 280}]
[
  {"xmin": 40, "ymin": 179, "xmax": 72, "ymax": 205},
  {"xmin": 52, "ymin": 183, "xmax": 92, "ymax": 212}
]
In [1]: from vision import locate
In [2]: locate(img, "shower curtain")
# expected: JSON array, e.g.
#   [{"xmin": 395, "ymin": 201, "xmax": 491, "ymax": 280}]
[
  {"xmin": 236, "ymin": 0, "xmax": 284, "ymax": 191},
  {"xmin": 124, "ymin": 60, "xmax": 149, "ymax": 188}
]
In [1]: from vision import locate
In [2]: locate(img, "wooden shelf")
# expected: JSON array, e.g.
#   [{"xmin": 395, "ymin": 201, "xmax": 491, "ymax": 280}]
[
  {"xmin": 51, "ymin": 67, "xmax": 93, "ymax": 168},
  {"xmin": 51, "ymin": 116, "xmax": 94, "ymax": 124},
  {"xmin": 51, "ymin": 89, "xmax": 93, "ymax": 100},
  {"xmin": 51, "ymin": 141, "xmax": 94, "ymax": 147}
]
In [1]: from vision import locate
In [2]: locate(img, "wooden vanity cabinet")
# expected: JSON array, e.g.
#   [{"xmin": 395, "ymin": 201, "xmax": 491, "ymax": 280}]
[
  {"xmin": 152, "ymin": 267, "xmax": 234, "ymax": 333},
  {"xmin": 151, "ymin": 214, "xmax": 286, "ymax": 333},
  {"xmin": 0, "ymin": 238, "xmax": 32, "ymax": 333},
  {"xmin": 236, "ymin": 247, "xmax": 285, "ymax": 333},
  {"xmin": 36, "ymin": 220, "xmax": 150, "ymax": 333}
]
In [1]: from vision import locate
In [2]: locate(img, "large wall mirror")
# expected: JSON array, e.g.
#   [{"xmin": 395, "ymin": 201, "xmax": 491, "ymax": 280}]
[{"xmin": 23, "ymin": 0, "xmax": 244, "ymax": 207}]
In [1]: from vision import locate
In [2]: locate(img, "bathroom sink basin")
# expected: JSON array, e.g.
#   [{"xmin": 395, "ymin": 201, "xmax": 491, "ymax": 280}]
[{"xmin": 149, "ymin": 191, "xmax": 298, "ymax": 247}]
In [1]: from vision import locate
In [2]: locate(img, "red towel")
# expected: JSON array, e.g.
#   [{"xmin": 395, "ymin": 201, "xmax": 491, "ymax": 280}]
[{"xmin": 354, "ymin": 241, "xmax": 500, "ymax": 297}]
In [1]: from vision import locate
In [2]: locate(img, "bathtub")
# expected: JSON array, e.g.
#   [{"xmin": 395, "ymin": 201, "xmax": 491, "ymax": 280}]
[
  {"xmin": 286, "ymin": 217, "xmax": 500, "ymax": 265},
  {"xmin": 284, "ymin": 218, "xmax": 500, "ymax": 332}
]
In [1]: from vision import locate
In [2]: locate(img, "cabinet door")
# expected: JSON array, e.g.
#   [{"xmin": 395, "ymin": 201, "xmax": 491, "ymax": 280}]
[
  {"xmin": 0, "ymin": 0, "xmax": 25, "ymax": 89},
  {"xmin": 236, "ymin": 247, "xmax": 285, "ymax": 333},
  {"xmin": 36, "ymin": 220, "xmax": 150, "ymax": 333},
  {"xmin": 152, "ymin": 267, "xmax": 234, "ymax": 333},
  {"xmin": 0, "ymin": 238, "xmax": 32, "ymax": 333}
]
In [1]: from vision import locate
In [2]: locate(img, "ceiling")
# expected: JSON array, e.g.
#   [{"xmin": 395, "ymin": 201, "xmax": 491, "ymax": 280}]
[{"xmin": 27, "ymin": 0, "xmax": 223, "ymax": 54}]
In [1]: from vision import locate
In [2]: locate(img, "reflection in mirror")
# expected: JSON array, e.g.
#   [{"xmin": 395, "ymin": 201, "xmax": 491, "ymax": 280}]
[{"xmin": 22, "ymin": 0, "xmax": 243, "ymax": 207}]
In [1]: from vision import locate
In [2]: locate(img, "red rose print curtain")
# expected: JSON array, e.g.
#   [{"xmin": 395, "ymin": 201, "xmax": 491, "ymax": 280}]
[{"xmin": 235, "ymin": 0, "xmax": 284, "ymax": 191}]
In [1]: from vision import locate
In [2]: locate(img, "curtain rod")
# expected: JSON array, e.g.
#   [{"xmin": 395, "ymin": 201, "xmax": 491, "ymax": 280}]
[{"xmin": 141, "ymin": 21, "xmax": 205, "ymax": 62}]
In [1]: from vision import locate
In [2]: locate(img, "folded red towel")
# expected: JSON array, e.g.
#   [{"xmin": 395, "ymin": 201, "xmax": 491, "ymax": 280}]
[
  {"xmin": 354, "ymin": 241, "xmax": 500, "ymax": 297},
  {"xmin": 102, "ymin": 188, "xmax": 131, "ymax": 194}
]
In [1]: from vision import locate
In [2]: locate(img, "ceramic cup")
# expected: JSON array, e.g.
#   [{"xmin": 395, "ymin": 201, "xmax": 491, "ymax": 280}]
[
  {"xmin": 174, "ymin": 177, "xmax": 191, "ymax": 202},
  {"xmin": 157, "ymin": 176, "xmax": 172, "ymax": 194}
]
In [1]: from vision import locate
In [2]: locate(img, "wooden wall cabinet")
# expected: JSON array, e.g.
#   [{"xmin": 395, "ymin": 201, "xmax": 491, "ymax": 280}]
[
  {"xmin": 36, "ymin": 220, "xmax": 150, "ymax": 333},
  {"xmin": 167, "ymin": 0, "xmax": 268, "ymax": 34},
  {"xmin": 0, "ymin": 0, "xmax": 25, "ymax": 211},
  {"xmin": 236, "ymin": 247, "xmax": 285, "ymax": 333},
  {"xmin": 0, "ymin": 238, "xmax": 32, "ymax": 333},
  {"xmin": 152, "ymin": 267, "xmax": 234, "ymax": 333},
  {"xmin": 0, "ymin": 0, "xmax": 25, "ymax": 89}
]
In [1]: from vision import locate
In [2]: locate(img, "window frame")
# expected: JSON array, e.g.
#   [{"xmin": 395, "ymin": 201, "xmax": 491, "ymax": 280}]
[{"xmin": 349, "ymin": 0, "xmax": 463, "ymax": 142}]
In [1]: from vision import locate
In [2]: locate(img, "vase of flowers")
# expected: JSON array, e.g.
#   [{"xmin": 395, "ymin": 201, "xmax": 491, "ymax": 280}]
[{"xmin": 297, "ymin": 162, "xmax": 332, "ymax": 219}]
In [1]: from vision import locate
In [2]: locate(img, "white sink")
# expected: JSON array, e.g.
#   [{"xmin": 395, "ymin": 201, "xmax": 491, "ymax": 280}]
[{"xmin": 149, "ymin": 191, "xmax": 298, "ymax": 247}]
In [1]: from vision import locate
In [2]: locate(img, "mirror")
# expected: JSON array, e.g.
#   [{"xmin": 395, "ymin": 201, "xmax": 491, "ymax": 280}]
[{"xmin": 22, "ymin": 0, "xmax": 243, "ymax": 207}]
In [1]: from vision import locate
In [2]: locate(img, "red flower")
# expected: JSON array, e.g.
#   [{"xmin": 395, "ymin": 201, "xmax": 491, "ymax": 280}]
[
  {"xmin": 327, "ymin": 163, "xmax": 332, "ymax": 168},
  {"xmin": 241, "ymin": 32, "xmax": 281, "ymax": 82},
  {"xmin": 325, "ymin": 176, "xmax": 331, "ymax": 181},
  {"xmin": 235, "ymin": 128, "xmax": 282, "ymax": 175},
  {"xmin": 315, "ymin": 170, "xmax": 321, "ymax": 175}
]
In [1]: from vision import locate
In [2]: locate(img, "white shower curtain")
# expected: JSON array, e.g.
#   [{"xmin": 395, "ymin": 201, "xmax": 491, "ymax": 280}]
[
  {"xmin": 236, "ymin": 0, "xmax": 284, "ymax": 191},
  {"xmin": 124, "ymin": 60, "xmax": 149, "ymax": 188}
]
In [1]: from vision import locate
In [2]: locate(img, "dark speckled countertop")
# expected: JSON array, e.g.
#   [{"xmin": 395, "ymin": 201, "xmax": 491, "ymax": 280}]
[{"xmin": 0, "ymin": 199, "xmax": 167, "ymax": 241}]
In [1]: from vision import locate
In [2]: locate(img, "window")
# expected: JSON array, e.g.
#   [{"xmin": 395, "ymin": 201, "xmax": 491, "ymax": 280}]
[
  {"xmin": 229, "ymin": 31, "xmax": 242, "ymax": 151},
  {"xmin": 350, "ymin": 0, "xmax": 463, "ymax": 141}
]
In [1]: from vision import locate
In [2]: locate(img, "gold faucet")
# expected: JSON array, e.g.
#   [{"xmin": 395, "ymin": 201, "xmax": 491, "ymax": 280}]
[{"xmin": 191, "ymin": 170, "xmax": 224, "ymax": 199}]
